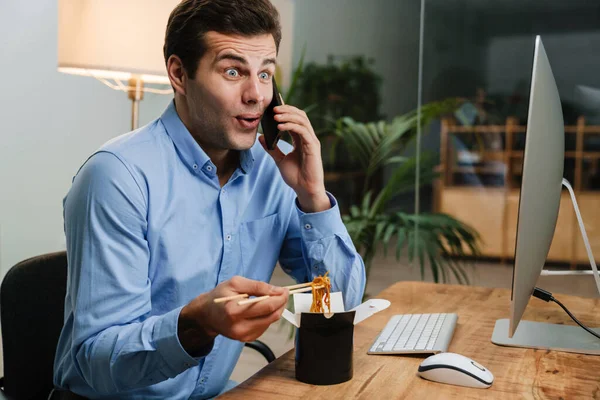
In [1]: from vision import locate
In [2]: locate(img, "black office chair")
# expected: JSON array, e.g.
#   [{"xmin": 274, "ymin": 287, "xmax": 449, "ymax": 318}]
[{"xmin": 0, "ymin": 251, "xmax": 275, "ymax": 400}]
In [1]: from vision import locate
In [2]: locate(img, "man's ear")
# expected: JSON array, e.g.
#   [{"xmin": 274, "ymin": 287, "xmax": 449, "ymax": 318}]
[{"xmin": 167, "ymin": 55, "xmax": 187, "ymax": 95}]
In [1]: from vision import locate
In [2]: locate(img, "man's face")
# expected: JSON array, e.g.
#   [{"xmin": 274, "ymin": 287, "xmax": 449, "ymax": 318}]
[{"xmin": 183, "ymin": 32, "xmax": 277, "ymax": 151}]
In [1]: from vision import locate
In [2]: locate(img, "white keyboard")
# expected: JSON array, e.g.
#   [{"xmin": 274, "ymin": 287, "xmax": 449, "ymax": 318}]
[{"xmin": 368, "ymin": 313, "xmax": 458, "ymax": 355}]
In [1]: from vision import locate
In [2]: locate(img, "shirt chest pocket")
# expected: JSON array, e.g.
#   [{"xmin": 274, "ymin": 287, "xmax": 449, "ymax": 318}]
[{"xmin": 239, "ymin": 213, "xmax": 283, "ymax": 282}]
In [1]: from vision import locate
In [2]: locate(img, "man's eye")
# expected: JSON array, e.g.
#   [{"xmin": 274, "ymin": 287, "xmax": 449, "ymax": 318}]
[
  {"xmin": 259, "ymin": 72, "xmax": 270, "ymax": 80},
  {"xmin": 226, "ymin": 68, "xmax": 239, "ymax": 77}
]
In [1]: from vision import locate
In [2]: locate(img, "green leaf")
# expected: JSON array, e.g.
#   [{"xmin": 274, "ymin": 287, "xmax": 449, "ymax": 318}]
[
  {"xmin": 374, "ymin": 221, "xmax": 387, "ymax": 242},
  {"xmin": 416, "ymin": 233, "xmax": 426, "ymax": 279},
  {"xmin": 303, "ymin": 103, "xmax": 318, "ymax": 115},
  {"xmin": 427, "ymin": 253, "xmax": 440, "ymax": 283},
  {"xmin": 335, "ymin": 99, "xmax": 481, "ymax": 287},
  {"xmin": 335, "ymin": 118, "xmax": 372, "ymax": 168},
  {"xmin": 395, "ymin": 226, "xmax": 407, "ymax": 261},
  {"xmin": 385, "ymin": 156, "xmax": 408, "ymax": 165},
  {"xmin": 382, "ymin": 223, "xmax": 396, "ymax": 257},
  {"xmin": 361, "ymin": 191, "xmax": 373, "ymax": 216}
]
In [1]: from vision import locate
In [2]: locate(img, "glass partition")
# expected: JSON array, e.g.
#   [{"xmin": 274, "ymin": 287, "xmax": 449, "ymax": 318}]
[
  {"xmin": 281, "ymin": 0, "xmax": 423, "ymax": 295},
  {"xmin": 422, "ymin": 0, "xmax": 600, "ymax": 296}
]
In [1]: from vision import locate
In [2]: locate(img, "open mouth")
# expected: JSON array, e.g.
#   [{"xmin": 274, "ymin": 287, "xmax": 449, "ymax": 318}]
[
  {"xmin": 236, "ymin": 116, "xmax": 260, "ymax": 123},
  {"xmin": 235, "ymin": 114, "xmax": 262, "ymax": 130},
  {"xmin": 236, "ymin": 115, "xmax": 261, "ymax": 123}
]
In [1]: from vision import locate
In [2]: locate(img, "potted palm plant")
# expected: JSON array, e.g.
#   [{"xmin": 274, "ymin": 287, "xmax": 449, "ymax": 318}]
[
  {"xmin": 333, "ymin": 99, "xmax": 481, "ymax": 286},
  {"xmin": 281, "ymin": 50, "xmax": 480, "ymax": 286}
]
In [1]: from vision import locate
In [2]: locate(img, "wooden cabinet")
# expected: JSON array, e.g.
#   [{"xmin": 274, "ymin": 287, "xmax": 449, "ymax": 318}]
[
  {"xmin": 505, "ymin": 192, "xmax": 575, "ymax": 263},
  {"xmin": 436, "ymin": 117, "xmax": 600, "ymax": 265},
  {"xmin": 440, "ymin": 187, "xmax": 505, "ymax": 257},
  {"xmin": 575, "ymin": 193, "xmax": 600, "ymax": 262}
]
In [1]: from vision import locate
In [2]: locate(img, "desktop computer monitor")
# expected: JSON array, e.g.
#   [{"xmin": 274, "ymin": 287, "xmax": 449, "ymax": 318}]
[
  {"xmin": 491, "ymin": 36, "xmax": 600, "ymax": 355},
  {"xmin": 509, "ymin": 35, "xmax": 564, "ymax": 337}
]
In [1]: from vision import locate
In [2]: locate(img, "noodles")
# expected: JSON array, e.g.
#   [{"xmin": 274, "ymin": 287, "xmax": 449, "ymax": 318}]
[{"xmin": 309, "ymin": 272, "xmax": 331, "ymax": 313}]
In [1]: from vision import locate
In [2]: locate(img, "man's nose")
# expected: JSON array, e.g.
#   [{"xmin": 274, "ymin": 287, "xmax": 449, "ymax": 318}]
[{"xmin": 242, "ymin": 77, "xmax": 266, "ymax": 105}]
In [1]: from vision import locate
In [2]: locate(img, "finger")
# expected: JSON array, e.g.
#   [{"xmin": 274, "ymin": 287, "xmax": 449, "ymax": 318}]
[
  {"xmin": 273, "ymin": 104, "xmax": 303, "ymax": 115},
  {"xmin": 247, "ymin": 301, "xmax": 287, "ymax": 326},
  {"xmin": 234, "ymin": 291, "xmax": 288, "ymax": 320},
  {"xmin": 273, "ymin": 105, "xmax": 307, "ymax": 118},
  {"xmin": 231, "ymin": 312, "xmax": 280, "ymax": 342},
  {"xmin": 258, "ymin": 134, "xmax": 286, "ymax": 164},
  {"xmin": 278, "ymin": 123, "xmax": 321, "ymax": 155},
  {"xmin": 229, "ymin": 276, "xmax": 283, "ymax": 296},
  {"xmin": 274, "ymin": 108, "xmax": 314, "ymax": 138},
  {"xmin": 228, "ymin": 319, "xmax": 265, "ymax": 342},
  {"xmin": 277, "ymin": 122, "xmax": 313, "ymax": 141},
  {"xmin": 289, "ymin": 130, "xmax": 299, "ymax": 148},
  {"xmin": 274, "ymin": 111, "xmax": 311, "ymax": 129}
]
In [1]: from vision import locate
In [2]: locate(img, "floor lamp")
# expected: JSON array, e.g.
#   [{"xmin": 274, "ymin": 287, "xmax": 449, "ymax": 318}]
[
  {"xmin": 57, "ymin": 0, "xmax": 178, "ymax": 130},
  {"xmin": 58, "ymin": 0, "xmax": 295, "ymax": 130}
]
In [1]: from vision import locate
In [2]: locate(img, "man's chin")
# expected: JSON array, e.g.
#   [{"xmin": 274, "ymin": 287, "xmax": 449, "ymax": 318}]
[{"xmin": 226, "ymin": 133, "xmax": 258, "ymax": 151}]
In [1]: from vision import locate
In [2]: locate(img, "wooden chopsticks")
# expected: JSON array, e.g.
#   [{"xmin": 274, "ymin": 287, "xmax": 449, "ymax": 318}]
[
  {"xmin": 213, "ymin": 282, "xmax": 321, "ymax": 306},
  {"xmin": 238, "ymin": 285, "xmax": 323, "ymax": 305}
]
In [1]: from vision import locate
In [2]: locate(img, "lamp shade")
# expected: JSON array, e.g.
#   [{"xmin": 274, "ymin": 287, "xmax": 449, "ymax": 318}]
[
  {"xmin": 58, "ymin": 0, "xmax": 295, "ymax": 87},
  {"xmin": 58, "ymin": 0, "xmax": 178, "ymax": 84},
  {"xmin": 270, "ymin": 0, "xmax": 295, "ymax": 89}
]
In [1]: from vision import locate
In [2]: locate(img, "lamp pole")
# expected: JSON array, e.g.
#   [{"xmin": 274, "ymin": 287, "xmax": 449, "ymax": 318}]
[{"xmin": 128, "ymin": 76, "xmax": 144, "ymax": 130}]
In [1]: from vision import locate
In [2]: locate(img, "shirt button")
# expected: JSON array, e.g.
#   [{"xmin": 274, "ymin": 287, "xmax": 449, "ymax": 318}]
[
  {"xmin": 226, "ymin": 234, "xmax": 232, "ymax": 241},
  {"xmin": 206, "ymin": 165, "xmax": 213, "ymax": 171},
  {"xmin": 304, "ymin": 224, "xmax": 312, "ymax": 230},
  {"xmin": 193, "ymin": 164, "xmax": 198, "ymax": 170},
  {"xmin": 222, "ymin": 188, "xmax": 226, "ymax": 194}
]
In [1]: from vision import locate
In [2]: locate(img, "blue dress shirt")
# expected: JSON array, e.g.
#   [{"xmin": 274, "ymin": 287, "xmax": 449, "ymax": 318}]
[{"xmin": 53, "ymin": 101, "xmax": 366, "ymax": 399}]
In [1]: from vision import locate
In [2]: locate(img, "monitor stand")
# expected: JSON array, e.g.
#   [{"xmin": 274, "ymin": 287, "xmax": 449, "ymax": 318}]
[
  {"xmin": 492, "ymin": 179, "xmax": 600, "ymax": 355},
  {"xmin": 491, "ymin": 319, "xmax": 600, "ymax": 355}
]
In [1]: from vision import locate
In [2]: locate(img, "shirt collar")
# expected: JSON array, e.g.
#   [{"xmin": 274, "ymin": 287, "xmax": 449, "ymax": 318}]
[
  {"xmin": 160, "ymin": 100, "xmax": 255, "ymax": 174},
  {"xmin": 239, "ymin": 144, "xmax": 255, "ymax": 174}
]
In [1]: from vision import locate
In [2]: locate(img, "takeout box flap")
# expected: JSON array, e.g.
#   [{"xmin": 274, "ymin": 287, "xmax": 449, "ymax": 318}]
[
  {"xmin": 281, "ymin": 292, "xmax": 390, "ymax": 327},
  {"xmin": 350, "ymin": 298, "xmax": 391, "ymax": 325}
]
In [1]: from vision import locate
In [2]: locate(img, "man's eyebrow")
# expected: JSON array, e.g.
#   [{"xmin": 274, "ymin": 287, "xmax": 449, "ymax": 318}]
[
  {"xmin": 215, "ymin": 53, "xmax": 277, "ymax": 67},
  {"xmin": 262, "ymin": 58, "xmax": 277, "ymax": 67},
  {"xmin": 215, "ymin": 53, "xmax": 248, "ymax": 64}
]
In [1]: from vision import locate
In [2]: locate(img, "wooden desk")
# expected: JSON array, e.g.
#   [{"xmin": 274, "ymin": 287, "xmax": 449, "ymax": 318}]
[{"xmin": 219, "ymin": 281, "xmax": 600, "ymax": 399}]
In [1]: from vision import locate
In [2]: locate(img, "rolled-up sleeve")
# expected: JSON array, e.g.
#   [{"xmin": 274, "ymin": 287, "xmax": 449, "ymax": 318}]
[{"xmin": 59, "ymin": 151, "xmax": 210, "ymax": 394}]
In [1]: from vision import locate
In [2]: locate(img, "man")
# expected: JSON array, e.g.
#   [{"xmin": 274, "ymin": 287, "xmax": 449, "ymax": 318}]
[{"xmin": 53, "ymin": 0, "xmax": 366, "ymax": 398}]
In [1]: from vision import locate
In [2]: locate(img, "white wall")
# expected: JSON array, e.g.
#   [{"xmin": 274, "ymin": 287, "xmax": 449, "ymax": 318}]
[
  {"xmin": 291, "ymin": 0, "xmax": 421, "ymax": 118},
  {"xmin": 0, "ymin": 1, "xmax": 171, "ymax": 275}
]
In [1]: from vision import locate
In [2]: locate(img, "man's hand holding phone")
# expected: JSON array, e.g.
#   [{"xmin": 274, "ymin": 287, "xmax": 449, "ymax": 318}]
[{"xmin": 258, "ymin": 79, "xmax": 330, "ymax": 214}]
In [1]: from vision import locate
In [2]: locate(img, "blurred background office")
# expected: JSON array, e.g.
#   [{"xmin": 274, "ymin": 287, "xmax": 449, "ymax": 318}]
[
  {"xmin": 1, "ymin": 0, "xmax": 599, "ymax": 383},
  {"xmin": 426, "ymin": 0, "xmax": 600, "ymax": 277}
]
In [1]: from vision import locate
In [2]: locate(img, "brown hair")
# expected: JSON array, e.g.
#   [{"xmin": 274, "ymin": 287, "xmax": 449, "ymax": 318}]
[{"xmin": 164, "ymin": 0, "xmax": 282, "ymax": 79}]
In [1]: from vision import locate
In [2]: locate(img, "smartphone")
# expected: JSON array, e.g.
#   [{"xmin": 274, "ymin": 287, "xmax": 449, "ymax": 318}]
[{"xmin": 261, "ymin": 77, "xmax": 287, "ymax": 150}]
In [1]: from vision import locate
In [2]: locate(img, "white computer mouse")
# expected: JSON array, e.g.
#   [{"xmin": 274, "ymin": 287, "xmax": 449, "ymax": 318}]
[{"xmin": 417, "ymin": 352, "xmax": 494, "ymax": 389}]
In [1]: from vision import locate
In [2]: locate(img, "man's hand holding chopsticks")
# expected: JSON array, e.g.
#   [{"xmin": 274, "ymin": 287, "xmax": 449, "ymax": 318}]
[{"xmin": 177, "ymin": 276, "xmax": 289, "ymax": 355}]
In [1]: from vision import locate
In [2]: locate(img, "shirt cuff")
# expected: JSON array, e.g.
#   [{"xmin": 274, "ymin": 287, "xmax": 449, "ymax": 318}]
[
  {"xmin": 153, "ymin": 306, "xmax": 214, "ymax": 378},
  {"xmin": 295, "ymin": 192, "xmax": 348, "ymax": 242}
]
